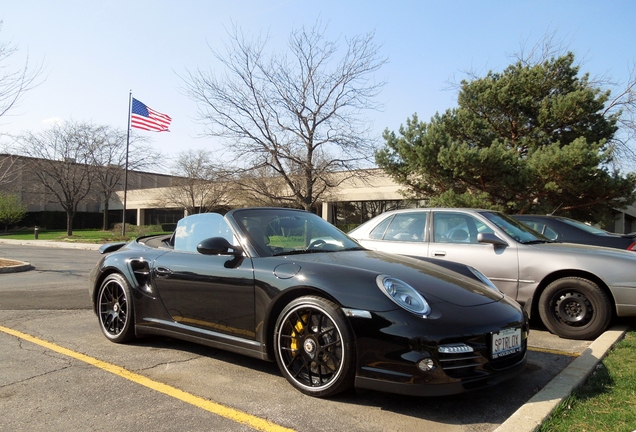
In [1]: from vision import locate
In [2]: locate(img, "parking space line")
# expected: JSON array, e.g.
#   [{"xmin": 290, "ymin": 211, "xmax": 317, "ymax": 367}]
[
  {"xmin": 0, "ymin": 325, "xmax": 296, "ymax": 432},
  {"xmin": 528, "ymin": 346, "xmax": 579, "ymax": 357}
]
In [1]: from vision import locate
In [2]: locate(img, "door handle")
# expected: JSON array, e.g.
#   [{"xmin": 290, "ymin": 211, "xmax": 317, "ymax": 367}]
[
  {"xmin": 154, "ymin": 267, "xmax": 173, "ymax": 277},
  {"xmin": 432, "ymin": 251, "xmax": 446, "ymax": 257}
]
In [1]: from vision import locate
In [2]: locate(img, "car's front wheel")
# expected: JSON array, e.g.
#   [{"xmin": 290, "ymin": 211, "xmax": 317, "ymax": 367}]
[
  {"xmin": 97, "ymin": 273, "xmax": 136, "ymax": 343},
  {"xmin": 274, "ymin": 296, "xmax": 355, "ymax": 397},
  {"xmin": 538, "ymin": 277, "xmax": 612, "ymax": 340}
]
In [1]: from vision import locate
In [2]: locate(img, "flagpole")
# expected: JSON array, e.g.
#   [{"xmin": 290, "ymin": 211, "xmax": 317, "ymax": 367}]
[{"xmin": 122, "ymin": 91, "xmax": 132, "ymax": 236}]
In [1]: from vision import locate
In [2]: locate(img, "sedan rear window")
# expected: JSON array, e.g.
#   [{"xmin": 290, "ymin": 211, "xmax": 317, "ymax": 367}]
[{"xmin": 380, "ymin": 213, "xmax": 427, "ymax": 241}]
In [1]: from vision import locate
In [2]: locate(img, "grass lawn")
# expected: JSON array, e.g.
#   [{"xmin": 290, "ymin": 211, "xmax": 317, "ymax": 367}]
[
  {"xmin": 0, "ymin": 228, "xmax": 168, "ymax": 243},
  {"xmin": 538, "ymin": 329, "xmax": 636, "ymax": 432}
]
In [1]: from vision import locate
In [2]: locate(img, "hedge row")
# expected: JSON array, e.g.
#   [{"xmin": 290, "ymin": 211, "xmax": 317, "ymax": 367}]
[{"xmin": 19, "ymin": 211, "xmax": 103, "ymax": 230}]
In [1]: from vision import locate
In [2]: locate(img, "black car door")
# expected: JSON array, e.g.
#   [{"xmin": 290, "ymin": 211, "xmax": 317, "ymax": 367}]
[
  {"xmin": 152, "ymin": 251, "xmax": 256, "ymax": 339},
  {"xmin": 151, "ymin": 213, "xmax": 256, "ymax": 340}
]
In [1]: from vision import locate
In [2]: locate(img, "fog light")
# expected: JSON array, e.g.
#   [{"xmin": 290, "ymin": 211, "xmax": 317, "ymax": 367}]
[
  {"xmin": 418, "ymin": 358, "xmax": 436, "ymax": 372},
  {"xmin": 438, "ymin": 343, "xmax": 473, "ymax": 354}
]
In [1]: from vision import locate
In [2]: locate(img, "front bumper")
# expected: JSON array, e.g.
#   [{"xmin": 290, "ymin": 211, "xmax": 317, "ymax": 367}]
[
  {"xmin": 348, "ymin": 303, "xmax": 529, "ymax": 396},
  {"xmin": 355, "ymin": 351, "xmax": 527, "ymax": 396}
]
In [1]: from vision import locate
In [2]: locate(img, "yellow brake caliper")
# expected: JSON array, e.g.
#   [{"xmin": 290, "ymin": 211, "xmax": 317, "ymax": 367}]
[{"xmin": 290, "ymin": 314, "xmax": 308, "ymax": 353}]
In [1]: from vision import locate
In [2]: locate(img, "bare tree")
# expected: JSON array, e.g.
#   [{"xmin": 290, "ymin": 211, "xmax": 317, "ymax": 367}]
[
  {"xmin": 88, "ymin": 129, "xmax": 161, "ymax": 230},
  {"xmin": 161, "ymin": 149, "xmax": 231, "ymax": 214},
  {"xmin": 0, "ymin": 153, "xmax": 20, "ymax": 186},
  {"xmin": 183, "ymin": 22, "xmax": 386, "ymax": 211},
  {"xmin": 17, "ymin": 121, "xmax": 100, "ymax": 235},
  {"xmin": 234, "ymin": 165, "xmax": 296, "ymax": 208},
  {"xmin": 0, "ymin": 21, "xmax": 44, "ymax": 182},
  {"xmin": 0, "ymin": 21, "xmax": 43, "ymax": 122},
  {"xmin": 601, "ymin": 62, "xmax": 636, "ymax": 169}
]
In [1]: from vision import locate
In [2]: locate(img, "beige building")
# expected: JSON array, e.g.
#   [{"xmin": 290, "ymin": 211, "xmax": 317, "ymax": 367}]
[
  {"xmin": 110, "ymin": 168, "xmax": 636, "ymax": 234},
  {"xmin": 0, "ymin": 153, "xmax": 179, "ymax": 229},
  {"xmin": 3, "ymin": 153, "xmax": 636, "ymax": 233},
  {"xmin": 110, "ymin": 169, "xmax": 413, "ymax": 229}
]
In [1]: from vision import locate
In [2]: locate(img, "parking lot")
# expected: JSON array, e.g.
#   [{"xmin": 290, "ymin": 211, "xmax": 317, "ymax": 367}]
[{"xmin": 0, "ymin": 243, "xmax": 593, "ymax": 432}]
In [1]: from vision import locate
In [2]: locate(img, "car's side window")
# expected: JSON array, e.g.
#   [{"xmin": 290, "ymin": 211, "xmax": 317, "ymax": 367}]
[
  {"xmin": 543, "ymin": 226, "xmax": 558, "ymax": 240},
  {"xmin": 520, "ymin": 221, "xmax": 535, "ymax": 231},
  {"xmin": 433, "ymin": 212, "xmax": 492, "ymax": 244},
  {"xmin": 519, "ymin": 221, "xmax": 557, "ymax": 240},
  {"xmin": 369, "ymin": 215, "xmax": 393, "ymax": 239},
  {"xmin": 382, "ymin": 213, "xmax": 427, "ymax": 242},
  {"xmin": 520, "ymin": 220, "xmax": 544, "ymax": 234},
  {"xmin": 174, "ymin": 213, "xmax": 234, "ymax": 253}
]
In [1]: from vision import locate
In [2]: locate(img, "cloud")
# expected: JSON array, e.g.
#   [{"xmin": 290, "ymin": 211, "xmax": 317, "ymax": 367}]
[{"xmin": 42, "ymin": 117, "xmax": 63, "ymax": 125}]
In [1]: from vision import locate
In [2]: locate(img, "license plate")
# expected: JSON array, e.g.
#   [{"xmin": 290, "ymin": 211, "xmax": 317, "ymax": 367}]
[{"xmin": 491, "ymin": 327, "xmax": 522, "ymax": 359}]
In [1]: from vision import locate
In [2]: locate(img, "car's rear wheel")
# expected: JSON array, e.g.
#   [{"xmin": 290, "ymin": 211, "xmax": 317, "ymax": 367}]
[
  {"xmin": 274, "ymin": 296, "xmax": 355, "ymax": 397},
  {"xmin": 97, "ymin": 273, "xmax": 135, "ymax": 343},
  {"xmin": 538, "ymin": 277, "xmax": 612, "ymax": 340}
]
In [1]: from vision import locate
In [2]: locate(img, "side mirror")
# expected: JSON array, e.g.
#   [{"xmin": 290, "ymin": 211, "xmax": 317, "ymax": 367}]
[
  {"xmin": 197, "ymin": 237, "xmax": 243, "ymax": 256},
  {"xmin": 477, "ymin": 232, "xmax": 508, "ymax": 246}
]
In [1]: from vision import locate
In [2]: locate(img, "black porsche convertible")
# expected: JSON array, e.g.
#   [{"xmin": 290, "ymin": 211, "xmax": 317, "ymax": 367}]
[{"xmin": 89, "ymin": 207, "xmax": 528, "ymax": 398}]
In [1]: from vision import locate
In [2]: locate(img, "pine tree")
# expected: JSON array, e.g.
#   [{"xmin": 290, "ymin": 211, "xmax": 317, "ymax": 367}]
[{"xmin": 376, "ymin": 53, "xmax": 636, "ymax": 222}]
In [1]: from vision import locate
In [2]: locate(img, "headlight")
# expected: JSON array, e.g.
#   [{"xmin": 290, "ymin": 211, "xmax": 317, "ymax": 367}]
[
  {"xmin": 468, "ymin": 266, "xmax": 501, "ymax": 293},
  {"xmin": 376, "ymin": 275, "xmax": 431, "ymax": 317}
]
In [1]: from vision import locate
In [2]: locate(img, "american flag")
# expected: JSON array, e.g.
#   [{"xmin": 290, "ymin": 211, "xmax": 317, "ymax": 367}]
[{"xmin": 130, "ymin": 98, "xmax": 172, "ymax": 132}]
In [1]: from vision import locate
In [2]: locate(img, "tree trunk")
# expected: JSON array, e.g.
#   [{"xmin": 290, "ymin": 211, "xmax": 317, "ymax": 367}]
[
  {"xmin": 102, "ymin": 200, "xmax": 110, "ymax": 231},
  {"xmin": 66, "ymin": 211, "xmax": 73, "ymax": 236}
]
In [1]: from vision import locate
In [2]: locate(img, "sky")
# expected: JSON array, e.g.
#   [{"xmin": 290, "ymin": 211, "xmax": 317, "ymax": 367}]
[{"xmin": 2, "ymin": 1, "xmax": 635, "ymax": 170}]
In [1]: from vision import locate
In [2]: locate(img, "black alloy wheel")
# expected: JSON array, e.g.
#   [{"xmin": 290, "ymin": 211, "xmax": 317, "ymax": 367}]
[
  {"xmin": 97, "ymin": 273, "xmax": 136, "ymax": 343},
  {"xmin": 538, "ymin": 277, "xmax": 612, "ymax": 340},
  {"xmin": 274, "ymin": 296, "xmax": 355, "ymax": 397}
]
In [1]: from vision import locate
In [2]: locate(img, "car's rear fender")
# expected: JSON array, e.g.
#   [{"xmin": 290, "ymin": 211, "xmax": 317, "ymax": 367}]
[
  {"xmin": 90, "ymin": 260, "xmax": 144, "ymax": 314},
  {"xmin": 90, "ymin": 248, "xmax": 170, "ymax": 313}
]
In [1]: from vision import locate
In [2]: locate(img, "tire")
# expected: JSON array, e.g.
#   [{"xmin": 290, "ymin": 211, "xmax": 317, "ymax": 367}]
[
  {"xmin": 538, "ymin": 277, "xmax": 612, "ymax": 340},
  {"xmin": 96, "ymin": 273, "xmax": 136, "ymax": 343},
  {"xmin": 274, "ymin": 296, "xmax": 355, "ymax": 397}
]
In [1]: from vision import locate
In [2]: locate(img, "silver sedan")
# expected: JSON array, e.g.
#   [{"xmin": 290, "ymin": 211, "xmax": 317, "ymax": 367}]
[{"xmin": 349, "ymin": 208, "xmax": 636, "ymax": 340}]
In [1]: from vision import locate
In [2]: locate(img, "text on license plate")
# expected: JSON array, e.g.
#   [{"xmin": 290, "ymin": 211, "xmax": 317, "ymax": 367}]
[{"xmin": 491, "ymin": 327, "xmax": 522, "ymax": 359}]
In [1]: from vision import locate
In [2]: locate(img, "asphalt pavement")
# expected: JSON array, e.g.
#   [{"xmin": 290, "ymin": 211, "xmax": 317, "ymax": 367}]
[{"xmin": 0, "ymin": 237, "xmax": 629, "ymax": 432}]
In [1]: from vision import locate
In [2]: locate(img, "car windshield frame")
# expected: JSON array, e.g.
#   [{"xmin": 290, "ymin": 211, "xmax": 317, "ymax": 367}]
[
  {"xmin": 481, "ymin": 211, "xmax": 551, "ymax": 244},
  {"xmin": 230, "ymin": 208, "xmax": 362, "ymax": 257}
]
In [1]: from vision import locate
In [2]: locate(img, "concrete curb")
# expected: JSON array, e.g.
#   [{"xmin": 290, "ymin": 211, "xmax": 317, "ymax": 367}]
[
  {"xmin": 0, "ymin": 259, "xmax": 33, "ymax": 273},
  {"xmin": 494, "ymin": 324, "xmax": 629, "ymax": 432},
  {"xmin": 0, "ymin": 238, "xmax": 101, "ymax": 250}
]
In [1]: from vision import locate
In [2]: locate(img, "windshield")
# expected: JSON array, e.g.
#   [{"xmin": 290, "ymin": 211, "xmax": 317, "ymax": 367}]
[
  {"xmin": 559, "ymin": 217, "xmax": 610, "ymax": 235},
  {"xmin": 231, "ymin": 208, "xmax": 362, "ymax": 257},
  {"xmin": 481, "ymin": 211, "xmax": 552, "ymax": 244}
]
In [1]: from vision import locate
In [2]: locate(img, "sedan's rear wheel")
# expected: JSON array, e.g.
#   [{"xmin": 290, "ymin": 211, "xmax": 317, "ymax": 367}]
[
  {"xmin": 538, "ymin": 277, "xmax": 612, "ymax": 340},
  {"xmin": 97, "ymin": 273, "xmax": 135, "ymax": 343},
  {"xmin": 274, "ymin": 296, "xmax": 355, "ymax": 397}
]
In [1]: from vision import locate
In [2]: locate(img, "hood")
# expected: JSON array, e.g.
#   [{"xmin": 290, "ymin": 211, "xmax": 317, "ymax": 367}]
[{"xmin": 277, "ymin": 250, "xmax": 505, "ymax": 307}]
